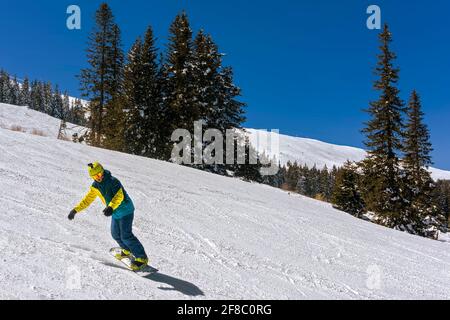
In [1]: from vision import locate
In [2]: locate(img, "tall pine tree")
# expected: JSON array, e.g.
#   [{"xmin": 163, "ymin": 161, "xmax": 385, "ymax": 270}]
[
  {"xmin": 402, "ymin": 90, "xmax": 442, "ymax": 237},
  {"xmin": 192, "ymin": 30, "xmax": 222, "ymax": 127},
  {"xmin": 165, "ymin": 12, "xmax": 198, "ymax": 138},
  {"xmin": 123, "ymin": 26, "xmax": 165, "ymax": 158},
  {"xmin": 102, "ymin": 23, "xmax": 125, "ymax": 151},
  {"xmin": 403, "ymin": 90, "xmax": 432, "ymax": 177},
  {"xmin": 79, "ymin": 3, "xmax": 121, "ymax": 147},
  {"xmin": 123, "ymin": 36, "xmax": 145, "ymax": 154},
  {"xmin": 360, "ymin": 24, "xmax": 406, "ymax": 227}
]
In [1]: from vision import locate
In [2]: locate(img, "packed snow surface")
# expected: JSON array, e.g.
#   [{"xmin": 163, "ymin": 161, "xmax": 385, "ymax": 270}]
[{"xmin": 1, "ymin": 103, "xmax": 450, "ymax": 299}]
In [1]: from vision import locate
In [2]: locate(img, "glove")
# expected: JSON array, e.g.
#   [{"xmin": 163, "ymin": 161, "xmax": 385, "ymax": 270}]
[
  {"xmin": 103, "ymin": 206, "xmax": 113, "ymax": 217},
  {"xmin": 68, "ymin": 209, "xmax": 77, "ymax": 220}
]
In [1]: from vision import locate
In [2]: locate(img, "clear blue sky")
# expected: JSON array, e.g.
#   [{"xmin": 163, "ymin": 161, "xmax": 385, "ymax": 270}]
[{"xmin": 1, "ymin": 0, "xmax": 449, "ymax": 169}]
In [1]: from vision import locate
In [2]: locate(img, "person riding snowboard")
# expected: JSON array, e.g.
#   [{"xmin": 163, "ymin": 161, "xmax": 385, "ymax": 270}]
[{"xmin": 68, "ymin": 162, "xmax": 148, "ymax": 271}]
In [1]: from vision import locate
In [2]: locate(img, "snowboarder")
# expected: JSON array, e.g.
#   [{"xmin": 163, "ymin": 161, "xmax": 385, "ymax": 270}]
[{"xmin": 68, "ymin": 162, "xmax": 149, "ymax": 271}]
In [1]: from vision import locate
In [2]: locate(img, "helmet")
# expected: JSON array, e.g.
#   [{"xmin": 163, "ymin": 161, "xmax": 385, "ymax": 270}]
[{"xmin": 88, "ymin": 162, "xmax": 104, "ymax": 178}]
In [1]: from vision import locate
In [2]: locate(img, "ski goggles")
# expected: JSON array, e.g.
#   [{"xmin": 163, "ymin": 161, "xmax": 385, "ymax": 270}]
[{"xmin": 92, "ymin": 172, "xmax": 103, "ymax": 181}]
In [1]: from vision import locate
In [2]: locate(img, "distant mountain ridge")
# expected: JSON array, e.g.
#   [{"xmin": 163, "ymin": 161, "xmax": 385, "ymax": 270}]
[{"xmin": 246, "ymin": 128, "xmax": 450, "ymax": 181}]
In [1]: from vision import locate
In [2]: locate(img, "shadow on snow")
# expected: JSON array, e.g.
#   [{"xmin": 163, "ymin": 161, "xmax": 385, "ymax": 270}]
[{"xmin": 100, "ymin": 261, "xmax": 204, "ymax": 297}]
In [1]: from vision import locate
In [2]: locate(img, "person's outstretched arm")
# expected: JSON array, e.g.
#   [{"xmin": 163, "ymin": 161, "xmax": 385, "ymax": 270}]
[{"xmin": 68, "ymin": 187, "xmax": 99, "ymax": 220}]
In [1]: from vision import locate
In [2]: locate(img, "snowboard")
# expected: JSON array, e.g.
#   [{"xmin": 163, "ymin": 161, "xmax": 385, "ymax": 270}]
[{"xmin": 109, "ymin": 247, "xmax": 158, "ymax": 275}]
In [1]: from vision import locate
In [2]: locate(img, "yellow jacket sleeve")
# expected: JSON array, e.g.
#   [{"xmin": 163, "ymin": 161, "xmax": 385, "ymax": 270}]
[
  {"xmin": 108, "ymin": 188, "xmax": 125, "ymax": 210},
  {"xmin": 74, "ymin": 186, "xmax": 99, "ymax": 213}
]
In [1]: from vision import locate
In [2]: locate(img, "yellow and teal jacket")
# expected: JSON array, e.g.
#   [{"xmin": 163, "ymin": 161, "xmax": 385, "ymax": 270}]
[{"xmin": 74, "ymin": 170, "xmax": 134, "ymax": 219}]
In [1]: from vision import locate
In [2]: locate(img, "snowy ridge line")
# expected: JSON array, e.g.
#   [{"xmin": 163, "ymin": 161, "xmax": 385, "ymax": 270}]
[{"xmin": 245, "ymin": 128, "xmax": 450, "ymax": 181}]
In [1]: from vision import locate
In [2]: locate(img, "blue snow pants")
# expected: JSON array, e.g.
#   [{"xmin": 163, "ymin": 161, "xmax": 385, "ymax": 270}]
[{"xmin": 111, "ymin": 213, "xmax": 147, "ymax": 259}]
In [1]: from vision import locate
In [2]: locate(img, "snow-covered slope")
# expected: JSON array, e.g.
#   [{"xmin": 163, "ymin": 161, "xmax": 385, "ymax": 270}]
[
  {"xmin": 246, "ymin": 129, "xmax": 450, "ymax": 181},
  {"xmin": 428, "ymin": 167, "xmax": 450, "ymax": 181},
  {"xmin": 1, "ymin": 115, "xmax": 450, "ymax": 299},
  {"xmin": 2, "ymin": 102, "xmax": 449, "ymax": 180},
  {"xmin": 0, "ymin": 103, "xmax": 86, "ymax": 140}
]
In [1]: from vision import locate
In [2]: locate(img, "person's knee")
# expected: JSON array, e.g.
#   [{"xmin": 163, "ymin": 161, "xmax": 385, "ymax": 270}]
[
  {"xmin": 121, "ymin": 232, "xmax": 137, "ymax": 243},
  {"xmin": 111, "ymin": 227, "xmax": 121, "ymax": 241},
  {"xmin": 112, "ymin": 232, "xmax": 122, "ymax": 242}
]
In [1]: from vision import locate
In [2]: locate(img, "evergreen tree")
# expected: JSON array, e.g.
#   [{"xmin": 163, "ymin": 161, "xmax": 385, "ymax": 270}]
[
  {"xmin": 50, "ymin": 85, "xmax": 64, "ymax": 119},
  {"xmin": 123, "ymin": 36, "xmax": 145, "ymax": 154},
  {"xmin": 42, "ymin": 82, "xmax": 53, "ymax": 115},
  {"xmin": 262, "ymin": 162, "xmax": 285, "ymax": 188},
  {"xmin": 102, "ymin": 95, "xmax": 126, "ymax": 151},
  {"xmin": 360, "ymin": 24, "xmax": 406, "ymax": 227},
  {"xmin": 156, "ymin": 53, "xmax": 174, "ymax": 160},
  {"xmin": 217, "ymin": 66, "xmax": 246, "ymax": 132},
  {"xmin": 332, "ymin": 161, "xmax": 366, "ymax": 218},
  {"xmin": 0, "ymin": 70, "xmax": 84, "ymax": 127},
  {"xmin": 329, "ymin": 166, "xmax": 338, "ymax": 200},
  {"xmin": 284, "ymin": 161, "xmax": 298, "ymax": 191},
  {"xmin": 217, "ymin": 67, "xmax": 246, "ymax": 174},
  {"xmin": 30, "ymin": 80, "xmax": 43, "ymax": 112},
  {"xmin": 9, "ymin": 76, "xmax": 20, "ymax": 105},
  {"xmin": 189, "ymin": 30, "xmax": 222, "ymax": 171},
  {"xmin": 79, "ymin": 3, "xmax": 121, "ymax": 146},
  {"xmin": 433, "ymin": 180, "xmax": 450, "ymax": 228},
  {"xmin": 19, "ymin": 77, "xmax": 31, "ymax": 106},
  {"xmin": 192, "ymin": 30, "xmax": 222, "ymax": 127},
  {"xmin": 403, "ymin": 90, "xmax": 433, "ymax": 177},
  {"xmin": 61, "ymin": 92, "xmax": 71, "ymax": 121},
  {"xmin": 234, "ymin": 136, "xmax": 262, "ymax": 182},
  {"xmin": 141, "ymin": 28, "xmax": 167, "ymax": 159},
  {"xmin": 296, "ymin": 172, "xmax": 307, "ymax": 195},
  {"xmin": 123, "ymin": 26, "xmax": 165, "ymax": 158},
  {"xmin": 164, "ymin": 12, "xmax": 198, "ymax": 136},
  {"xmin": 29, "ymin": 80, "xmax": 37, "ymax": 110},
  {"xmin": 0, "ymin": 72, "xmax": 14, "ymax": 104},
  {"xmin": 402, "ymin": 90, "xmax": 441, "ymax": 238},
  {"xmin": 0, "ymin": 70, "xmax": 7, "ymax": 102},
  {"xmin": 77, "ymin": 99, "xmax": 87, "ymax": 125},
  {"xmin": 299, "ymin": 164, "xmax": 311, "ymax": 195},
  {"xmin": 191, "ymin": 30, "xmax": 246, "ymax": 172},
  {"xmin": 305, "ymin": 165, "xmax": 320, "ymax": 197},
  {"xmin": 67, "ymin": 98, "xmax": 87, "ymax": 126},
  {"xmin": 319, "ymin": 165, "xmax": 331, "ymax": 200},
  {"xmin": 102, "ymin": 23, "xmax": 125, "ymax": 151}
]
